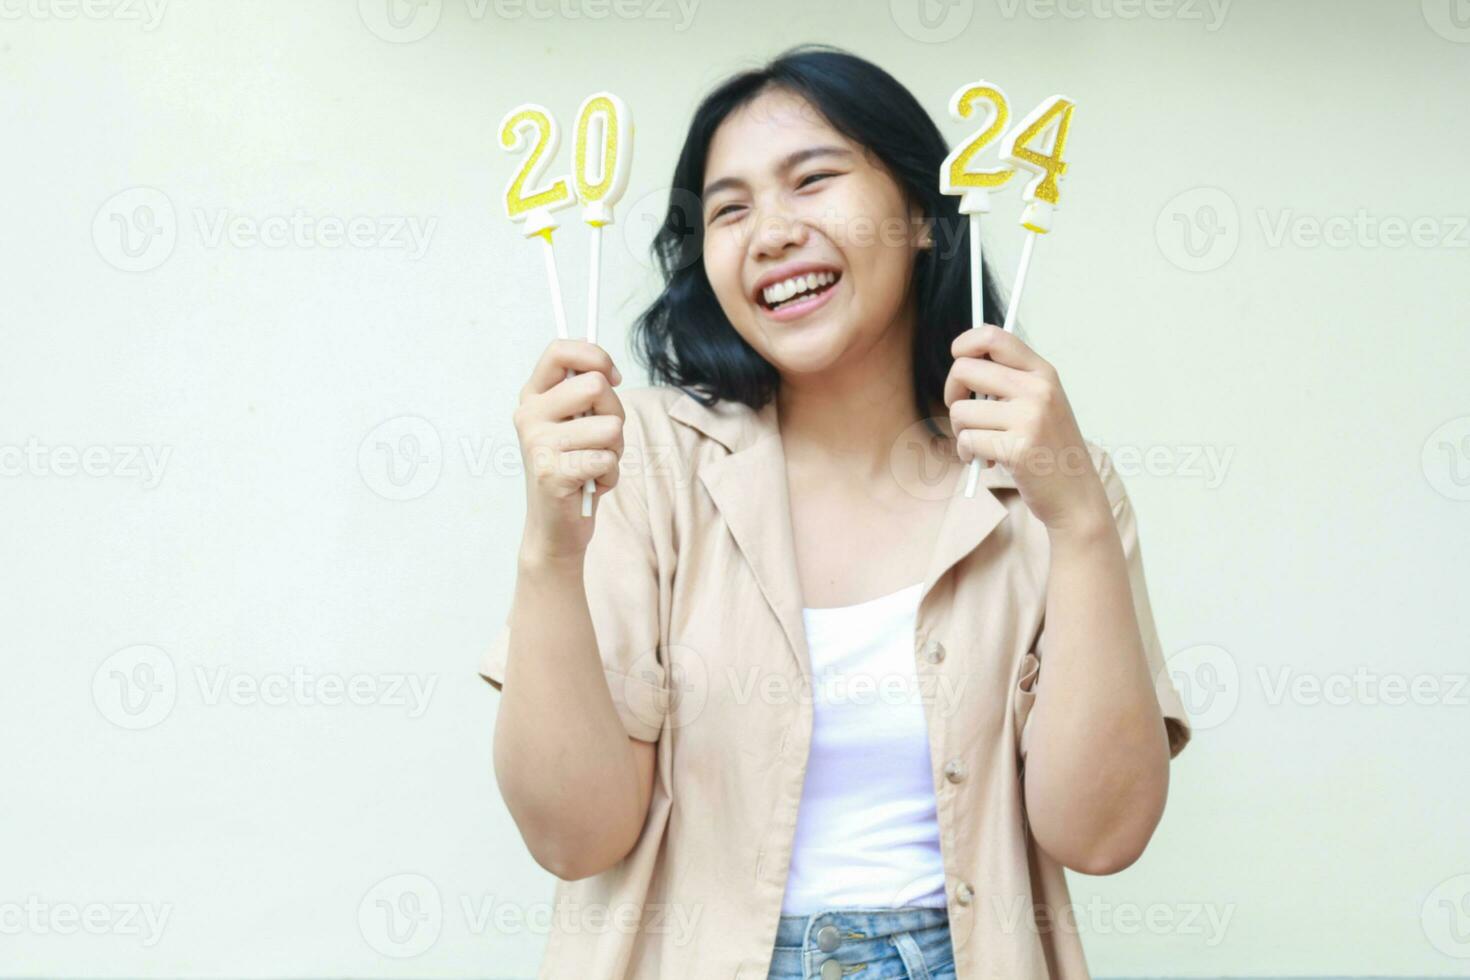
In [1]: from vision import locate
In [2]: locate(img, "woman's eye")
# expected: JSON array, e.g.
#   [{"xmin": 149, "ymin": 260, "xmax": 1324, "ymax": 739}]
[
  {"xmin": 711, "ymin": 203, "xmax": 744, "ymax": 222},
  {"xmin": 798, "ymin": 172, "xmax": 836, "ymax": 188}
]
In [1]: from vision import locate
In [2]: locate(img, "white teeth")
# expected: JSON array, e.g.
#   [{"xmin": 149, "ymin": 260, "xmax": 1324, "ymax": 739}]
[{"xmin": 762, "ymin": 270, "xmax": 837, "ymax": 307}]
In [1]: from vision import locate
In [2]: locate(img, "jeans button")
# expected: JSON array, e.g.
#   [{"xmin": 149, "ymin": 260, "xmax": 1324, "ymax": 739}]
[
  {"xmin": 820, "ymin": 958, "xmax": 842, "ymax": 980},
  {"xmin": 816, "ymin": 923, "xmax": 840, "ymax": 952},
  {"xmin": 944, "ymin": 758, "xmax": 967, "ymax": 783}
]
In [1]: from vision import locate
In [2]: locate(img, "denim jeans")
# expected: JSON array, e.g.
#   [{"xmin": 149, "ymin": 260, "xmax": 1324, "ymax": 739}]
[{"xmin": 766, "ymin": 905, "xmax": 955, "ymax": 979}]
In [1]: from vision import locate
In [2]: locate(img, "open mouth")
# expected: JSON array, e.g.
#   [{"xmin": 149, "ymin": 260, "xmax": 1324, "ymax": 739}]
[{"xmin": 756, "ymin": 269, "xmax": 842, "ymax": 314}]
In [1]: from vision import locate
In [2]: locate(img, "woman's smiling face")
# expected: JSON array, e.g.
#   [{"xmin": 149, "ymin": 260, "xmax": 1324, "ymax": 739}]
[{"xmin": 700, "ymin": 86, "xmax": 927, "ymax": 377}]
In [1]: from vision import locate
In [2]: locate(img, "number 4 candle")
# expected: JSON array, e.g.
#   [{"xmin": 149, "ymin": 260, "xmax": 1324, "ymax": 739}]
[
  {"xmin": 986, "ymin": 95, "xmax": 1075, "ymax": 489},
  {"xmin": 997, "ymin": 94, "xmax": 1076, "ymax": 336}
]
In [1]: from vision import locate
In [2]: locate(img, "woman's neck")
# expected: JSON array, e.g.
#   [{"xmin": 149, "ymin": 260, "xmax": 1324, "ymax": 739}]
[{"xmin": 775, "ymin": 315, "xmax": 945, "ymax": 486}]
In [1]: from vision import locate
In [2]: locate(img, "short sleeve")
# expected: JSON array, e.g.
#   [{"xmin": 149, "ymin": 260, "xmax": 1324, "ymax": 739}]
[
  {"xmin": 1016, "ymin": 447, "xmax": 1192, "ymax": 763},
  {"xmin": 478, "ymin": 400, "xmax": 670, "ymax": 743}
]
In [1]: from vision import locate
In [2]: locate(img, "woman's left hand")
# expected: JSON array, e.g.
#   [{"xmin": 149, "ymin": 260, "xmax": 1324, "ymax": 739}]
[{"xmin": 944, "ymin": 323, "xmax": 1113, "ymax": 540}]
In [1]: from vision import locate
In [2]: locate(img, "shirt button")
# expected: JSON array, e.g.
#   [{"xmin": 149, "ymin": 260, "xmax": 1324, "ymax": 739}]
[
  {"xmin": 956, "ymin": 881, "xmax": 975, "ymax": 906},
  {"xmin": 944, "ymin": 759, "xmax": 966, "ymax": 783},
  {"xmin": 820, "ymin": 959, "xmax": 843, "ymax": 980},
  {"xmin": 815, "ymin": 924, "xmax": 840, "ymax": 952},
  {"xmin": 925, "ymin": 639, "xmax": 946, "ymax": 664}
]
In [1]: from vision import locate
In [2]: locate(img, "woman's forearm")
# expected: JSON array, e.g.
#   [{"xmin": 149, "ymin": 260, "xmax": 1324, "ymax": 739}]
[
  {"xmin": 491, "ymin": 549, "xmax": 650, "ymax": 879},
  {"xmin": 1020, "ymin": 513, "xmax": 1172, "ymax": 876}
]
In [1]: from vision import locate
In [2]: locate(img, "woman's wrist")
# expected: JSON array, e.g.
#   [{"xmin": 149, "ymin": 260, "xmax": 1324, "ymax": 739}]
[
  {"xmin": 1044, "ymin": 491, "xmax": 1116, "ymax": 551},
  {"xmin": 517, "ymin": 540, "xmax": 587, "ymax": 577}
]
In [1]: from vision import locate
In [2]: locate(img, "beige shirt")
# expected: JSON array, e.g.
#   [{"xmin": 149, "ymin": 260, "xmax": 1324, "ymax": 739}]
[{"xmin": 481, "ymin": 385, "xmax": 1192, "ymax": 979}]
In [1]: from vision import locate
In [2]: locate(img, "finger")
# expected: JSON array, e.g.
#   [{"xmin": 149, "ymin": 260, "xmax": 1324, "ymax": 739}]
[
  {"xmin": 523, "ymin": 340, "xmax": 623, "ymax": 397},
  {"xmin": 943, "ymin": 357, "xmax": 1033, "ymax": 406},
  {"xmin": 591, "ymin": 454, "xmax": 622, "ymax": 492},
  {"xmin": 950, "ymin": 323, "xmax": 1049, "ymax": 373},
  {"xmin": 949, "ymin": 394, "xmax": 1015, "ymax": 434},
  {"xmin": 540, "ymin": 371, "xmax": 625, "ymax": 422},
  {"xmin": 950, "ymin": 397, "xmax": 1015, "ymax": 464},
  {"xmin": 547, "ymin": 414, "xmax": 624, "ymax": 455},
  {"xmin": 956, "ymin": 428, "xmax": 1025, "ymax": 469},
  {"xmin": 544, "ymin": 448, "xmax": 620, "ymax": 495}
]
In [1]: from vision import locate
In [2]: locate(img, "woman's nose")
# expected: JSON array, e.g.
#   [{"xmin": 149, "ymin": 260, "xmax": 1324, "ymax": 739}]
[{"xmin": 751, "ymin": 207, "xmax": 809, "ymax": 258}]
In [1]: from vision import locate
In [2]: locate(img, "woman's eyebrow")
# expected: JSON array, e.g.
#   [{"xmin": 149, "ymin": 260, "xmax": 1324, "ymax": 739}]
[{"xmin": 702, "ymin": 145, "xmax": 854, "ymax": 200}]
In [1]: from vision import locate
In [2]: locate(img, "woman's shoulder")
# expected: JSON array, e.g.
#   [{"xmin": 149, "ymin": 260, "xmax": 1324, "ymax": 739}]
[
  {"xmin": 614, "ymin": 385, "xmax": 742, "ymax": 497},
  {"xmin": 616, "ymin": 384, "xmax": 689, "ymax": 423},
  {"xmin": 618, "ymin": 384, "xmax": 757, "ymax": 449},
  {"xmin": 616, "ymin": 384, "xmax": 696, "ymax": 448}
]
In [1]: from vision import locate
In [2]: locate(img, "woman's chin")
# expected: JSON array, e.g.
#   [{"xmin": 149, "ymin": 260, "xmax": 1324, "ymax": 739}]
[{"xmin": 755, "ymin": 314, "xmax": 855, "ymax": 374}]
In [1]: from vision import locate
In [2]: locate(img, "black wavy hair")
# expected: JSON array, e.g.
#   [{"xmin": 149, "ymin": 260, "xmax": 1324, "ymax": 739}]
[{"xmin": 631, "ymin": 44, "xmax": 1006, "ymax": 434}]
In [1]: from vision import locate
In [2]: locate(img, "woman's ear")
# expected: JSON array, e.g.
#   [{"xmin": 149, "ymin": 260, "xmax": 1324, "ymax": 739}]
[
  {"xmin": 909, "ymin": 201, "xmax": 934, "ymax": 250},
  {"xmin": 917, "ymin": 219, "xmax": 935, "ymax": 251}
]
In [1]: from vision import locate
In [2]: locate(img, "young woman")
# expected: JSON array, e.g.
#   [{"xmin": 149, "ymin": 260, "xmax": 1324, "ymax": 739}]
[{"xmin": 482, "ymin": 46, "xmax": 1192, "ymax": 980}]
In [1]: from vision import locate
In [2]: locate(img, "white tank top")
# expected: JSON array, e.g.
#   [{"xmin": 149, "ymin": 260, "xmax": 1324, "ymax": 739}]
[{"xmin": 779, "ymin": 580, "xmax": 948, "ymax": 915}]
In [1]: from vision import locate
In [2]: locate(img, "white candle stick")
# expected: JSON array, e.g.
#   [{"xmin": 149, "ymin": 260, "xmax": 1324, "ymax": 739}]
[
  {"xmin": 961, "ymin": 214, "xmax": 987, "ymax": 497},
  {"xmin": 542, "ymin": 233, "xmax": 571, "ymax": 341},
  {"xmin": 586, "ymin": 225, "xmax": 601, "ymax": 348},
  {"xmin": 574, "ymin": 92, "xmax": 632, "ymax": 517},
  {"xmin": 1003, "ymin": 230, "xmax": 1037, "ymax": 334}
]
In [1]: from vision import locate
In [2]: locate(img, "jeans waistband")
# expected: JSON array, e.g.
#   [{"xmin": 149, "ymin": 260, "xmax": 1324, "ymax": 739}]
[{"xmin": 774, "ymin": 904, "xmax": 949, "ymax": 948}]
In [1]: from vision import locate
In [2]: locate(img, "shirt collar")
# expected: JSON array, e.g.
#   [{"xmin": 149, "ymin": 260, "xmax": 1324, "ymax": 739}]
[{"xmin": 666, "ymin": 386, "xmax": 1017, "ymax": 682}]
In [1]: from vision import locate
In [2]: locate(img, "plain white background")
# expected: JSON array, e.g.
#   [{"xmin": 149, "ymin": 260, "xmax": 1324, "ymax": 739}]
[{"xmin": 2, "ymin": 0, "xmax": 1468, "ymax": 976}]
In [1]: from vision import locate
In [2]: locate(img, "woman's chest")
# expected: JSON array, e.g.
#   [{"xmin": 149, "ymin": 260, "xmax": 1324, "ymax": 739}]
[
  {"xmin": 786, "ymin": 482, "xmax": 956, "ymax": 608},
  {"xmin": 654, "ymin": 481, "xmax": 1049, "ymax": 761}
]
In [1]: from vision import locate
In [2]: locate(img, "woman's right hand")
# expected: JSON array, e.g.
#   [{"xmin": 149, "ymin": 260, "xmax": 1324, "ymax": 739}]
[{"xmin": 513, "ymin": 339, "xmax": 626, "ymax": 563}]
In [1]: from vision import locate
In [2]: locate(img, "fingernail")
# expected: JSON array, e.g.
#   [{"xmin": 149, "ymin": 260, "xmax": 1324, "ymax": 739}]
[{"xmin": 612, "ymin": 367, "xmax": 623, "ymax": 385}]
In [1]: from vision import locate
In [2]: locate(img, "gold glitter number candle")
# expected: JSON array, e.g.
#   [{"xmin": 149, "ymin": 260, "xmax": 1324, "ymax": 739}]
[
  {"xmin": 940, "ymin": 80, "xmax": 1018, "ymax": 498},
  {"xmin": 999, "ymin": 95, "xmax": 1075, "ymax": 237},
  {"xmin": 500, "ymin": 103, "xmax": 575, "ymax": 242},
  {"xmin": 995, "ymin": 95, "xmax": 1076, "ymax": 368},
  {"xmin": 500, "ymin": 101, "xmax": 597, "ymax": 515},
  {"xmin": 574, "ymin": 92, "xmax": 632, "ymax": 233},
  {"xmin": 573, "ymin": 92, "xmax": 633, "ymax": 353}
]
